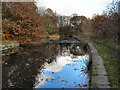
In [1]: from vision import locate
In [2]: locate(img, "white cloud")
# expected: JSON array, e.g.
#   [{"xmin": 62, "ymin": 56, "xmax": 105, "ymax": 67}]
[{"xmin": 35, "ymin": 0, "xmax": 113, "ymax": 18}]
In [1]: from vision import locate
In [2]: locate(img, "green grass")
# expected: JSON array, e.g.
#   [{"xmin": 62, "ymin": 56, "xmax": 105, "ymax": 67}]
[
  {"xmin": 1, "ymin": 40, "xmax": 18, "ymax": 45},
  {"xmin": 91, "ymin": 38, "xmax": 120, "ymax": 52},
  {"xmin": 46, "ymin": 34, "xmax": 60, "ymax": 40},
  {"xmin": 91, "ymin": 42, "xmax": 118, "ymax": 88}
]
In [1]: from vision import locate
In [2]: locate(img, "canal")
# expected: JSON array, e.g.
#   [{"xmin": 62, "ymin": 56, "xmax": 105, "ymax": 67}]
[{"xmin": 2, "ymin": 39, "xmax": 90, "ymax": 88}]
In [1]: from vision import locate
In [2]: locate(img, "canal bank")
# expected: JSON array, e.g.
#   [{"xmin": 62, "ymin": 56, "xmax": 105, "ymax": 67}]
[
  {"xmin": 0, "ymin": 42, "xmax": 20, "ymax": 90},
  {"xmin": 1, "ymin": 39, "xmax": 111, "ymax": 88},
  {"xmin": 88, "ymin": 43, "xmax": 111, "ymax": 88},
  {"xmin": 0, "ymin": 42, "xmax": 20, "ymax": 56}
]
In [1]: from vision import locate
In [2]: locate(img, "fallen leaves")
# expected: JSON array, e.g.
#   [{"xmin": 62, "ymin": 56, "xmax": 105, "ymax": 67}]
[
  {"xmin": 83, "ymin": 84, "xmax": 87, "ymax": 87},
  {"xmin": 81, "ymin": 69, "xmax": 88, "ymax": 73},
  {"xmin": 75, "ymin": 84, "xmax": 87, "ymax": 87},
  {"xmin": 61, "ymin": 80, "xmax": 68, "ymax": 83},
  {"xmin": 57, "ymin": 77, "xmax": 60, "ymax": 79}
]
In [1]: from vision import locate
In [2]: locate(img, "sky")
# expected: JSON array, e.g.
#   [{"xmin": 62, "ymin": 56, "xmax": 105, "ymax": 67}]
[{"xmin": 35, "ymin": 0, "xmax": 113, "ymax": 18}]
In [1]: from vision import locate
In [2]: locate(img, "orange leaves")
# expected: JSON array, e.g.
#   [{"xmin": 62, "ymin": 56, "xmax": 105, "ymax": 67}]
[
  {"xmin": 2, "ymin": 2, "xmax": 51, "ymax": 45},
  {"xmin": 14, "ymin": 32, "xmax": 18, "ymax": 35},
  {"xmin": 5, "ymin": 32, "xmax": 10, "ymax": 40},
  {"xmin": 17, "ymin": 20, "xmax": 22, "ymax": 24}
]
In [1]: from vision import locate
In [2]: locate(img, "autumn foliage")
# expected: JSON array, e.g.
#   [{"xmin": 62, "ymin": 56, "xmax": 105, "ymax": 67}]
[
  {"xmin": 2, "ymin": 2, "xmax": 48, "ymax": 45},
  {"xmin": 90, "ymin": 0, "xmax": 120, "ymax": 42},
  {"xmin": 91, "ymin": 13, "xmax": 119, "ymax": 42},
  {"xmin": 41, "ymin": 15, "xmax": 59, "ymax": 35}
]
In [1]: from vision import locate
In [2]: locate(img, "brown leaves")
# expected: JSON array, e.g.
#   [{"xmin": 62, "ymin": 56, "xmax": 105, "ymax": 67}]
[
  {"xmin": 2, "ymin": 2, "xmax": 48, "ymax": 45},
  {"xmin": 65, "ymin": 81, "xmax": 68, "ymax": 82},
  {"xmin": 61, "ymin": 80, "xmax": 68, "ymax": 83},
  {"xmin": 57, "ymin": 77, "xmax": 60, "ymax": 79},
  {"xmin": 75, "ymin": 84, "xmax": 87, "ymax": 87},
  {"xmin": 81, "ymin": 69, "xmax": 88, "ymax": 73},
  {"xmin": 83, "ymin": 84, "xmax": 87, "ymax": 87},
  {"xmin": 41, "ymin": 15, "xmax": 59, "ymax": 35},
  {"xmin": 5, "ymin": 32, "xmax": 10, "ymax": 40}
]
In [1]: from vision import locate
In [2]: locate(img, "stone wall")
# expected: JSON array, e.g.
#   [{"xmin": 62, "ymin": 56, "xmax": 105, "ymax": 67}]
[
  {"xmin": 88, "ymin": 43, "xmax": 111, "ymax": 88},
  {"xmin": 0, "ymin": 43, "xmax": 20, "ymax": 56}
]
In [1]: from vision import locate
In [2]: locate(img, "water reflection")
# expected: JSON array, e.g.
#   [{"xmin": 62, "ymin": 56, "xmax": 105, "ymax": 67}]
[
  {"xmin": 34, "ymin": 44, "xmax": 89, "ymax": 88},
  {"xmin": 2, "ymin": 42, "xmax": 59, "ymax": 88},
  {"xmin": 2, "ymin": 41, "xmax": 89, "ymax": 88}
]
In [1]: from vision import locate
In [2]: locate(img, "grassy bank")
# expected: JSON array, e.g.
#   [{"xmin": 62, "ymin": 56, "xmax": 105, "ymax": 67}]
[
  {"xmin": 91, "ymin": 42, "xmax": 118, "ymax": 88},
  {"xmin": 1, "ymin": 40, "xmax": 18, "ymax": 45},
  {"xmin": 1, "ymin": 35, "xmax": 60, "ymax": 45},
  {"xmin": 46, "ymin": 34, "xmax": 60, "ymax": 40},
  {"xmin": 91, "ymin": 38, "xmax": 120, "ymax": 52},
  {"xmin": 47, "ymin": 34, "xmax": 60, "ymax": 38}
]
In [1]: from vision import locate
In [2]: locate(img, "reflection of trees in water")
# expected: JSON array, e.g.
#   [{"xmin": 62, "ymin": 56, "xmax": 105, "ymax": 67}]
[
  {"xmin": 2, "ymin": 42, "xmax": 89, "ymax": 88},
  {"xmin": 34, "ymin": 43, "xmax": 90, "ymax": 88},
  {"xmin": 2, "ymin": 43, "xmax": 59, "ymax": 88},
  {"xmin": 59, "ymin": 43, "xmax": 87, "ymax": 56}
]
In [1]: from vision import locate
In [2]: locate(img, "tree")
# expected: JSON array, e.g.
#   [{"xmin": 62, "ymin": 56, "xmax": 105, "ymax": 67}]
[
  {"xmin": 41, "ymin": 15, "xmax": 59, "ymax": 35},
  {"xmin": 70, "ymin": 16, "xmax": 87, "ymax": 36},
  {"xmin": 91, "ymin": 12, "xmax": 119, "ymax": 42},
  {"xmin": 91, "ymin": 15, "xmax": 107, "ymax": 38},
  {"xmin": 103, "ymin": 0, "xmax": 120, "ymax": 14},
  {"xmin": 37, "ymin": 7, "xmax": 46, "ymax": 16},
  {"xmin": 45, "ymin": 8, "xmax": 55, "ymax": 17},
  {"xmin": 2, "ymin": 2, "xmax": 47, "ymax": 45}
]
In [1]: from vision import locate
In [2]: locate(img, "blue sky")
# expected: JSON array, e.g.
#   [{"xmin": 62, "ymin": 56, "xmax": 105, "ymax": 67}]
[{"xmin": 35, "ymin": 0, "xmax": 113, "ymax": 18}]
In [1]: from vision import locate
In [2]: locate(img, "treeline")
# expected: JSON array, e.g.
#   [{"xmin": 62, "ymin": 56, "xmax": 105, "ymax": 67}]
[
  {"xmin": 60, "ymin": 0, "xmax": 120, "ymax": 43},
  {"xmin": 90, "ymin": 0, "xmax": 120, "ymax": 43},
  {"xmin": 39, "ymin": 8, "xmax": 59, "ymax": 35},
  {"xmin": 59, "ymin": 15, "xmax": 91, "ymax": 39},
  {"xmin": 2, "ymin": 2, "xmax": 59, "ymax": 45},
  {"xmin": 91, "ymin": 12, "xmax": 119, "ymax": 42},
  {"xmin": 2, "ymin": 1, "xmax": 119, "ymax": 44},
  {"xmin": 2, "ymin": 2, "xmax": 92, "ymax": 44}
]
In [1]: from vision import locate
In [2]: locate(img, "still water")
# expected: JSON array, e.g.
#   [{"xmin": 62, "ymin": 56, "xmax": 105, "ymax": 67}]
[{"xmin": 2, "ymin": 40, "xmax": 89, "ymax": 88}]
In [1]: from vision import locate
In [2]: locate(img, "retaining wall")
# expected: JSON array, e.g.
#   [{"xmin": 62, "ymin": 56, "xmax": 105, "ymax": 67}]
[
  {"xmin": 88, "ymin": 43, "xmax": 111, "ymax": 88},
  {"xmin": 0, "ymin": 43, "xmax": 20, "ymax": 56}
]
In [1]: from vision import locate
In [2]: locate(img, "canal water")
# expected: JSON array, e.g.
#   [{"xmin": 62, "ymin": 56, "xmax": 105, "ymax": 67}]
[{"xmin": 2, "ymin": 40, "xmax": 90, "ymax": 88}]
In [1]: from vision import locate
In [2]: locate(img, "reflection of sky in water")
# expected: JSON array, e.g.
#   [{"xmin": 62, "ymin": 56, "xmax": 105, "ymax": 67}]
[{"xmin": 34, "ymin": 51, "xmax": 89, "ymax": 88}]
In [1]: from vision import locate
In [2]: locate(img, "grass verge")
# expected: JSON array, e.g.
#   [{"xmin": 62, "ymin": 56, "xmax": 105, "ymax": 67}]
[
  {"xmin": 91, "ymin": 42, "xmax": 118, "ymax": 88},
  {"xmin": 1, "ymin": 40, "xmax": 18, "ymax": 45},
  {"xmin": 46, "ymin": 34, "xmax": 60, "ymax": 40},
  {"xmin": 91, "ymin": 38, "xmax": 120, "ymax": 52}
]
